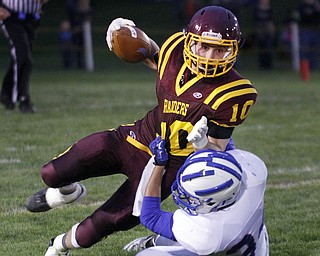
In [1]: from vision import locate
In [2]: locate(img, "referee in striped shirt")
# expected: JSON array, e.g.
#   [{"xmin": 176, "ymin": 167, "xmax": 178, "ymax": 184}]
[{"xmin": 0, "ymin": 0, "xmax": 49, "ymax": 113}]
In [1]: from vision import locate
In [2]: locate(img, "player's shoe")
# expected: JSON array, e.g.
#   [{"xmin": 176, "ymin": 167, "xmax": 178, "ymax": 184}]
[
  {"xmin": 123, "ymin": 234, "xmax": 157, "ymax": 252},
  {"xmin": 19, "ymin": 98, "xmax": 35, "ymax": 113},
  {"xmin": 25, "ymin": 183, "xmax": 87, "ymax": 212},
  {"xmin": 45, "ymin": 238, "xmax": 70, "ymax": 256},
  {"xmin": 0, "ymin": 94, "xmax": 15, "ymax": 110}
]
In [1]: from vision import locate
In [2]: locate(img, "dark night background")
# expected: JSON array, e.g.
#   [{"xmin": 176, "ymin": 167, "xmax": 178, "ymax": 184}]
[{"xmin": 0, "ymin": 0, "xmax": 302, "ymax": 71}]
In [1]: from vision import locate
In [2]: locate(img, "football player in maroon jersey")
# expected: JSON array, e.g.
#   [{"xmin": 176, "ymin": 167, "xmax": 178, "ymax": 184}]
[{"xmin": 26, "ymin": 6, "xmax": 258, "ymax": 255}]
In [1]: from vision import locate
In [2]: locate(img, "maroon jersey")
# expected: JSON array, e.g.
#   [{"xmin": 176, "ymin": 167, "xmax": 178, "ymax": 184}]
[{"xmin": 127, "ymin": 32, "xmax": 257, "ymax": 158}]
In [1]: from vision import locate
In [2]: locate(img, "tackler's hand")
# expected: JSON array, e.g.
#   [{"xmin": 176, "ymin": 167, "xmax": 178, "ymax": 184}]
[
  {"xmin": 187, "ymin": 116, "xmax": 209, "ymax": 149},
  {"xmin": 149, "ymin": 136, "xmax": 168, "ymax": 166},
  {"xmin": 106, "ymin": 17, "xmax": 136, "ymax": 51}
]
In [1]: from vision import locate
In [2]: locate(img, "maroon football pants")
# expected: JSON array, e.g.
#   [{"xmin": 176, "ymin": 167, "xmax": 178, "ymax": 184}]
[{"xmin": 41, "ymin": 129, "xmax": 182, "ymax": 247}]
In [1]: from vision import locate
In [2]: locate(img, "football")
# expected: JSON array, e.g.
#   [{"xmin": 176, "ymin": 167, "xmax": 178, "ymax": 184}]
[{"xmin": 111, "ymin": 26, "xmax": 151, "ymax": 63}]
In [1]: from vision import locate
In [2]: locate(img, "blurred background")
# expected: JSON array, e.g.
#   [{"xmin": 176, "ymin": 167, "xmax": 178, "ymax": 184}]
[
  {"xmin": 0, "ymin": 0, "xmax": 310, "ymax": 73},
  {"xmin": 1, "ymin": 2, "xmax": 320, "ymax": 255}
]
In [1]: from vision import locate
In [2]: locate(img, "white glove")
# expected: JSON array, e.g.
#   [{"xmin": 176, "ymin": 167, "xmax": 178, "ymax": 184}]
[
  {"xmin": 123, "ymin": 235, "xmax": 156, "ymax": 252},
  {"xmin": 187, "ymin": 116, "xmax": 208, "ymax": 149},
  {"xmin": 106, "ymin": 17, "xmax": 136, "ymax": 51}
]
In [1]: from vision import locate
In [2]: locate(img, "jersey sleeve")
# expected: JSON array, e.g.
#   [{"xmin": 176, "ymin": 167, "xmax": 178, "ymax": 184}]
[
  {"xmin": 205, "ymin": 78, "xmax": 257, "ymax": 128},
  {"xmin": 140, "ymin": 196, "xmax": 176, "ymax": 241}
]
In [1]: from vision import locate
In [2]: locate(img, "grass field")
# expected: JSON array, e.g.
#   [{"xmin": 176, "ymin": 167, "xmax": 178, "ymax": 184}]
[{"xmin": 0, "ymin": 65, "xmax": 320, "ymax": 255}]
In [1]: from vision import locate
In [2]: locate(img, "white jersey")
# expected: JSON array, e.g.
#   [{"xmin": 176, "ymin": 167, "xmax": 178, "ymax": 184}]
[{"xmin": 171, "ymin": 149, "xmax": 268, "ymax": 255}]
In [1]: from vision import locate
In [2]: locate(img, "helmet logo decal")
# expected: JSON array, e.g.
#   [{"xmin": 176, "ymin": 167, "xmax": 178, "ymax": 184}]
[
  {"xmin": 202, "ymin": 30, "xmax": 222, "ymax": 39},
  {"xmin": 193, "ymin": 92, "xmax": 202, "ymax": 99}
]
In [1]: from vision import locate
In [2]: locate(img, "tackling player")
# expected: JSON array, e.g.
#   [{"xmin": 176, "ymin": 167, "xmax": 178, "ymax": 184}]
[
  {"xmin": 125, "ymin": 133, "xmax": 269, "ymax": 255},
  {"xmin": 25, "ymin": 6, "xmax": 258, "ymax": 255}
]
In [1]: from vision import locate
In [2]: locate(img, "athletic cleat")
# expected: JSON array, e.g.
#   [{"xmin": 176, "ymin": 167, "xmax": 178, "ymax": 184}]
[
  {"xmin": 0, "ymin": 94, "xmax": 15, "ymax": 110},
  {"xmin": 25, "ymin": 188, "xmax": 51, "ymax": 212},
  {"xmin": 19, "ymin": 97, "xmax": 35, "ymax": 113},
  {"xmin": 123, "ymin": 234, "xmax": 157, "ymax": 252},
  {"xmin": 25, "ymin": 183, "xmax": 87, "ymax": 212},
  {"xmin": 45, "ymin": 238, "xmax": 70, "ymax": 256}
]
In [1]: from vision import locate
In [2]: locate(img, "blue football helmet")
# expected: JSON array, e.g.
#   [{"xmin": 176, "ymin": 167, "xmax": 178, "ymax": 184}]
[{"xmin": 171, "ymin": 149, "xmax": 242, "ymax": 215}]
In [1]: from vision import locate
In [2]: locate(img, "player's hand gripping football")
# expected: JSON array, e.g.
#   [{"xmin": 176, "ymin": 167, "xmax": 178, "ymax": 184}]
[
  {"xmin": 149, "ymin": 136, "xmax": 168, "ymax": 166},
  {"xmin": 187, "ymin": 116, "xmax": 209, "ymax": 149},
  {"xmin": 106, "ymin": 17, "xmax": 136, "ymax": 51}
]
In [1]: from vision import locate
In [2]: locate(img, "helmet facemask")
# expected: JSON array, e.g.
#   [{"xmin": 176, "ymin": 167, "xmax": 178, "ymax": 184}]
[
  {"xmin": 172, "ymin": 181, "xmax": 225, "ymax": 216},
  {"xmin": 184, "ymin": 32, "xmax": 238, "ymax": 78}
]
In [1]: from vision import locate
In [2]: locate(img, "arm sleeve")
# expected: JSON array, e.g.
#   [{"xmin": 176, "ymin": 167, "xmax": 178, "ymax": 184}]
[
  {"xmin": 140, "ymin": 196, "xmax": 176, "ymax": 241},
  {"xmin": 207, "ymin": 122, "xmax": 234, "ymax": 139}
]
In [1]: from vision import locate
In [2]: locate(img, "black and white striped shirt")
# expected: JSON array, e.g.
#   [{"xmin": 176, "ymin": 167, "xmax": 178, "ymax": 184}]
[{"xmin": 1, "ymin": 0, "xmax": 42, "ymax": 14}]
